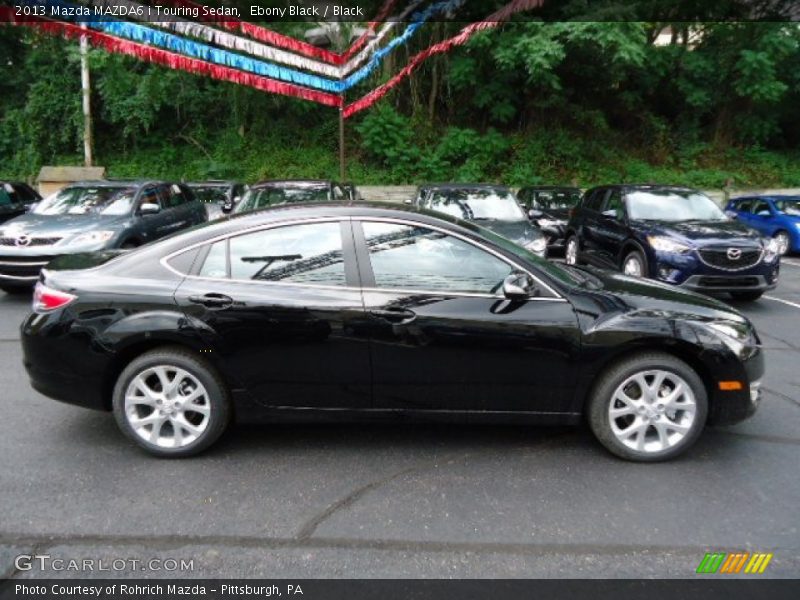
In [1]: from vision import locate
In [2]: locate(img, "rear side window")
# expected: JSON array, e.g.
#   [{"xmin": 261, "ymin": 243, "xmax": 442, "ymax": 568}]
[{"xmin": 198, "ymin": 222, "xmax": 346, "ymax": 286}]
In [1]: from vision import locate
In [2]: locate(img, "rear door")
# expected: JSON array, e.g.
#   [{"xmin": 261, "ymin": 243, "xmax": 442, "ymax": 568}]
[
  {"xmin": 173, "ymin": 219, "xmax": 371, "ymax": 409},
  {"xmin": 592, "ymin": 188, "xmax": 630, "ymax": 267},
  {"xmin": 579, "ymin": 188, "xmax": 610, "ymax": 265}
]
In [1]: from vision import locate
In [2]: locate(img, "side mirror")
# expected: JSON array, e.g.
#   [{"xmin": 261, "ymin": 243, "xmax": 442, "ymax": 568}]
[
  {"xmin": 139, "ymin": 202, "xmax": 161, "ymax": 215},
  {"xmin": 601, "ymin": 209, "xmax": 619, "ymax": 219},
  {"xmin": 26, "ymin": 202, "xmax": 39, "ymax": 213},
  {"xmin": 232, "ymin": 196, "xmax": 241, "ymax": 204},
  {"xmin": 528, "ymin": 209, "xmax": 543, "ymax": 219},
  {"xmin": 502, "ymin": 272, "xmax": 536, "ymax": 300},
  {"xmin": 221, "ymin": 203, "xmax": 234, "ymax": 214},
  {"xmin": 404, "ymin": 199, "xmax": 413, "ymax": 205},
  {"xmin": 725, "ymin": 210, "xmax": 737, "ymax": 219}
]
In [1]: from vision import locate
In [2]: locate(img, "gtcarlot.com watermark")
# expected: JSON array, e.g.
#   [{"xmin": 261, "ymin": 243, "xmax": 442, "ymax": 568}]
[{"xmin": 14, "ymin": 553, "xmax": 194, "ymax": 573}]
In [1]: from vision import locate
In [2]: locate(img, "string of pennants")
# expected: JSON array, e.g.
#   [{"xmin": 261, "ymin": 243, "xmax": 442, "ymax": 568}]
[{"xmin": 3, "ymin": 0, "xmax": 543, "ymax": 118}]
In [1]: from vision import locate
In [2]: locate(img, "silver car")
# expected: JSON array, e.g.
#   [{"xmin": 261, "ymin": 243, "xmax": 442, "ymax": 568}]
[{"xmin": 0, "ymin": 180, "xmax": 207, "ymax": 293}]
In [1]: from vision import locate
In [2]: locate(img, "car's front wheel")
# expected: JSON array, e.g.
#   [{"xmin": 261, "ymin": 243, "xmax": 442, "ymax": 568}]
[
  {"xmin": 112, "ymin": 347, "xmax": 231, "ymax": 457},
  {"xmin": 622, "ymin": 249, "xmax": 647, "ymax": 278},
  {"xmin": 565, "ymin": 235, "xmax": 580, "ymax": 265},
  {"xmin": 588, "ymin": 353, "xmax": 708, "ymax": 462}
]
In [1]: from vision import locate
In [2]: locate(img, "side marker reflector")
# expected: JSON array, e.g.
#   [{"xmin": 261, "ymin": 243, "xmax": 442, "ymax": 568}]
[{"xmin": 719, "ymin": 381, "xmax": 743, "ymax": 391}]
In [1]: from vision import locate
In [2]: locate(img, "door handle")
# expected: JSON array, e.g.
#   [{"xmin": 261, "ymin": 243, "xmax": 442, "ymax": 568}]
[
  {"xmin": 370, "ymin": 308, "xmax": 416, "ymax": 324},
  {"xmin": 188, "ymin": 293, "xmax": 234, "ymax": 309}
]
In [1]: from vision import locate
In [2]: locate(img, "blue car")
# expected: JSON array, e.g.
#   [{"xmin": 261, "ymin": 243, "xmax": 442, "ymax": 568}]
[
  {"xmin": 725, "ymin": 196, "xmax": 800, "ymax": 256},
  {"xmin": 565, "ymin": 184, "xmax": 781, "ymax": 301}
]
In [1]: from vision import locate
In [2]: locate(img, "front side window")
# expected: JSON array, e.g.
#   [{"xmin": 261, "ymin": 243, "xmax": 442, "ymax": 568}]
[
  {"xmin": 191, "ymin": 186, "xmax": 228, "ymax": 205},
  {"xmin": 237, "ymin": 186, "xmax": 330, "ymax": 212},
  {"xmin": 584, "ymin": 189, "xmax": 606, "ymax": 211},
  {"xmin": 199, "ymin": 222, "xmax": 346, "ymax": 286},
  {"xmin": 425, "ymin": 189, "xmax": 526, "ymax": 222},
  {"xmin": 750, "ymin": 200, "xmax": 771, "ymax": 216},
  {"xmin": 604, "ymin": 190, "xmax": 624, "ymax": 219},
  {"xmin": 533, "ymin": 189, "xmax": 582, "ymax": 210},
  {"xmin": 33, "ymin": 186, "xmax": 137, "ymax": 216},
  {"xmin": 773, "ymin": 198, "xmax": 800, "ymax": 216},
  {"xmin": 361, "ymin": 222, "xmax": 514, "ymax": 294},
  {"xmin": 626, "ymin": 190, "xmax": 727, "ymax": 222}
]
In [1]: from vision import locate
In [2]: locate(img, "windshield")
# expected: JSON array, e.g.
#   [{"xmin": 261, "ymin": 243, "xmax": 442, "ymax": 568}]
[
  {"xmin": 427, "ymin": 189, "xmax": 526, "ymax": 222},
  {"xmin": 773, "ymin": 198, "xmax": 800, "ymax": 216},
  {"xmin": 532, "ymin": 189, "xmax": 581, "ymax": 210},
  {"xmin": 0, "ymin": 186, "xmax": 13, "ymax": 206},
  {"xmin": 626, "ymin": 190, "xmax": 727, "ymax": 222},
  {"xmin": 33, "ymin": 186, "xmax": 136, "ymax": 216},
  {"xmin": 190, "ymin": 186, "xmax": 228, "ymax": 205},
  {"xmin": 237, "ymin": 186, "xmax": 330, "ymax": 212}
]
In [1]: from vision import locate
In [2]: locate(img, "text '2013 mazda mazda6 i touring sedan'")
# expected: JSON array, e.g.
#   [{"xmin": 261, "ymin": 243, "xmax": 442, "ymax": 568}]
[{"xmin": 21, "ymin": 204, "xmax": 764, "ymax": 461}]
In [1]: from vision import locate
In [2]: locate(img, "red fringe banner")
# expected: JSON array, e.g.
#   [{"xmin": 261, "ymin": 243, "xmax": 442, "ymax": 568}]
[
  {"xmin": 2, "ymin": 9, "xmax": 342, "ymax": 108},
  {"xmin": 344, "ymin": 0, "xmax": 544, "ymax": 118}
]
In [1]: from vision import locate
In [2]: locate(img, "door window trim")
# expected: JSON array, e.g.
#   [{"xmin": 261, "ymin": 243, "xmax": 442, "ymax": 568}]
[{"xmin": 351, "ymin": 217, "xmax": 564, "ymax": 301}]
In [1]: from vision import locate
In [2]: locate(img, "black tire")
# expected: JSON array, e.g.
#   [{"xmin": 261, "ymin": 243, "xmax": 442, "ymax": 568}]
[
  {"xmin": 120, "ymin": 240, "xmax": 140, "ymax": 250},
  {"xmin": 621, "ymin": 248, "xmax": 647, "ymax": 278},
  {"xmin": 112, "ymin": 346, "xmax": 231, "ymax": 457},
  {"xmin": 0, "ymin": 285, "xmax": 32, "ymax": 295},
  {"xmin": 587, "ymin": 352, "xmax": 708, "ymax": 462},
  {"xmin": 729, "ymin": 291, "xmax": 764, "ymax": 302}
]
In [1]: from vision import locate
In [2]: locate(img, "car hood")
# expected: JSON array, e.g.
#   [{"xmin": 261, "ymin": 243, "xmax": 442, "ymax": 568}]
[
  {"xmin": 476, "ymin": 219, "xmax": 543, "ymax": 244},
  {"xmin": 0, "ymin": 213, "xmax": 129, "ymax": 239},
  {"xmin": 575, "ymin": 266, "xmax": 746, "ymax": 323},
  {"xmin": 633, "ymin": 219, "xmax": 762, "ymax": 246}
]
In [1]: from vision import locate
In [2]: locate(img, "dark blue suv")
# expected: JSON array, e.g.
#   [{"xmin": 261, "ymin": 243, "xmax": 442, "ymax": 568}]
[{"xmin": 564, "ymin": 185, "xmax": 781, "ymax": 301}]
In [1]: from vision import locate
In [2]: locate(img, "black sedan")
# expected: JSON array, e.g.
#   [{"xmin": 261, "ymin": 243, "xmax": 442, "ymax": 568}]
[{"xmin": 22, "ymin": 204, "xmax": 763, "ymax": 461}]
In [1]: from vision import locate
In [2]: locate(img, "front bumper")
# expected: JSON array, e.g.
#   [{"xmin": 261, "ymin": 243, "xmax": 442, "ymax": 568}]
[
  {"xmin": 651, "ymin": 250, "xmax": 780, "ymax": 293},
  {"xmin": 706, "ymin": 344, "xmax": 764, "ymax": 426},
  {"xmin": 679, "ymin": 274, "xmax": 777, "ymax": 293},
  {"xmin": 0, "ymin": 255, "xmax": 57, "ymax": 286}
]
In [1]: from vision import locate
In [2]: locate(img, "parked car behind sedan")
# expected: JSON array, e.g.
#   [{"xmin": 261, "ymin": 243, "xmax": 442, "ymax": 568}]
[
  {"xmin": 234, "ymin": 180, "xmax": 348, "ymax": 213},
  {"xmin": 186, "ymin": 180, "xmax": 246, "ymax": 220},
  {"xmin": 0, "ymin": 181, "xmax": 41, "ymax": 225},
  {"xmin": 413, "ymin": 184, "xmax": 547, "ymax": 257},
  {"xmin": 725, "ymin": 196, "xmax": 800, "ymax": 256},
  {"xmin": 22, "ymin": 203, "xmax": 763, "ymax": 461},
  {"xmin": 564, "ymin": 184, "xmax": 780, "ymax": 301},
  {"xmin": 0, "ymin": 180, "xmax": 206, "ymax": 293},
  {"xmin": 517, "ymin": 185, "xmax": 582, "ymax": 251}
]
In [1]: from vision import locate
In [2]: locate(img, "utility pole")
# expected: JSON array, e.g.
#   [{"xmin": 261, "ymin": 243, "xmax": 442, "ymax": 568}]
[
  {"xmin": 339, "ymin": 105, "xmax": 346, "ymax": 181},
  {"xmin": 80, "ymin": 24, "xmax": 93, "ymax": 167}
]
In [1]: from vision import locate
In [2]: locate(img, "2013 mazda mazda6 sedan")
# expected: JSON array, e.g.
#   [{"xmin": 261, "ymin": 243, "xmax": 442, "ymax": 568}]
[{"xmin": 21, "ymin": 204, "xmax": 764, "ymax": 461}]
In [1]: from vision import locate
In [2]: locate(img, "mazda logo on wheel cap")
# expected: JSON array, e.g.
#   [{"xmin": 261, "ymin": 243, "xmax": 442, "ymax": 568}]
[
  {"xmin": 727, "ymin": 247, "xmax": 742, "ymax": 260},
  {"xmin": 14, "ymin": 235, "xmax": 31, "ymax": 247}
]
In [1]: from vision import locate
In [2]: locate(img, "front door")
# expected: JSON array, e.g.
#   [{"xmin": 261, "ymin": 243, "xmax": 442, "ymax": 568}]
[
  {"xmin": 174, "ymin": 219, "xmax": 371, "ymax": 409},
  {"xmin": 352, "ymin": 220, "xmax": 580, "ymax": 414}
]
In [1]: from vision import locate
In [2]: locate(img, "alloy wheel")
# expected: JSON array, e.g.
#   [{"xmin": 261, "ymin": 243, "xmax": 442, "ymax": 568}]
[
  {"xmin": 124, "ymin": 366, "xmax": 211, "ymax": 448},
  {"xmin": 608, "ymin": 369, "xmax": 697, "ymax": 454},
  {"xmin": 566, "ymin": 238, "xmax": 578, "ymax": 265},
  {"xmin": 623, "ymin": 255, "xmax": 644, "ymax": 277},
  {"xmin": 775, "ymin": 231, "xmax": 790, "ymax": 256}
]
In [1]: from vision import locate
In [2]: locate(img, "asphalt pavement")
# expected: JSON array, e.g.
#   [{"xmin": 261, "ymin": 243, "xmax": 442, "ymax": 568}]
[{"xmin": 1, "ymin": 260, "xmax": 799, "ymax": 579}]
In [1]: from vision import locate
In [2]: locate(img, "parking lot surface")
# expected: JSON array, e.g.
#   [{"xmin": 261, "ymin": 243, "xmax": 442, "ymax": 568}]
[{"xmin": 1, "ymin": 259, "xmax": 800, "ymax": 579}]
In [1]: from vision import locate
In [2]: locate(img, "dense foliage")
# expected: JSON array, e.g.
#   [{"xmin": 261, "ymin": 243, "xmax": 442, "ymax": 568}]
[{"xmin": 2, "ymin": 8, "xmax": 800, "ymax": 187}]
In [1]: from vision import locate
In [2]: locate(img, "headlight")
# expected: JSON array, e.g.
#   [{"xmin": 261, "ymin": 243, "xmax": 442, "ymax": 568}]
[
  {"xmin": 647, "ymin": 236, "xmax": 692, "ymax": 254},
  {"xmin": 538, "ymin": 219, "xmax": 566, "ymax": 229},
  {"xmin": 525, "ymin": 237, "xmax": 547, "ymax": 254},
  {"xmin": 763, "ymin": 237, "xmax": 780, "ymax": 262},
  {"xmin": 66, "ymin": 230, "xmax": 116, "ymax": 246},
  {"xmin": 705, "ymin": 319, "xmax": 757, "ymax": 356}
]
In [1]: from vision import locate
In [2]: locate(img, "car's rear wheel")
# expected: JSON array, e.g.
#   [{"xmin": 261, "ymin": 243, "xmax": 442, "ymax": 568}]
[
  {"xmin": 729, "ymin": 290, "xmax": 764, "ymax": 301},
  {"xmin": 565, "ymin": 236, "xmax": 580, "ymax": 265},
  {"xmin": 622, "ymin": 249, "xmax": 647, "ymax": 278},
  {"xmin": 588, "ymin": 353, "xmax": 708, "ymax": 462},
  {"xmin": 112, "ymin": 347, "xmax": 231, "ymax": 457},
  {"xmin": 773, "ymin": 230, "xmax": 790, "ymax": 256}
]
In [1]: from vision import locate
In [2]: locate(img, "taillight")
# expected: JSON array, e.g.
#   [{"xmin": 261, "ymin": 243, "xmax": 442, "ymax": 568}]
[{"xmin": 33, "ymin": 282, "xmax": 77, "ymax": 313}]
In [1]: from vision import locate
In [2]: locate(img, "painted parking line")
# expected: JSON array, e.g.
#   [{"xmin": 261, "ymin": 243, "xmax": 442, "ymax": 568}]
[
  {"xmin": 764, "ymin": 295, "xmax": 800, "ymax": 310},
  {"xmin": 781, "ymin": 258, "xmax": 800, "ymax": 268}
]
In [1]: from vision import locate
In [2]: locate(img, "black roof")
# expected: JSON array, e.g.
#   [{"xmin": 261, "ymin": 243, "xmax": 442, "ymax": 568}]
[
  {"xmin": 68, "ymin": 179, "xmax": 163, "ymax": 188},
  {"xmin": 519, "ymin": 185, "xmax": 581, "ymax": 191},
  {"xmin": 589, "ymin": 183, "xmax": 698, "ymax": 193},
  {"xmin": 424, "ymin": 183, "xmax": 511, "ymax": 192},
  {"xmin": 186, "ymin": 181, "xmax": 239, "ymax": 187}
]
